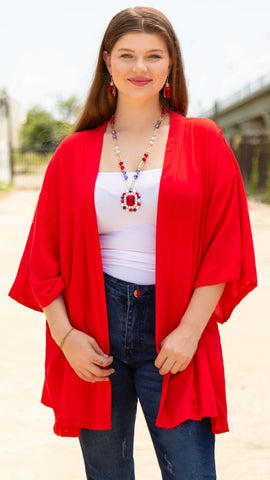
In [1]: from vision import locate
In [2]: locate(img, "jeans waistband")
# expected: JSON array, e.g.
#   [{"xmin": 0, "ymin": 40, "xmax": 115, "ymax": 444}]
[{"xmin": 103, "ymin": 271, "xmax": 155, "ymax": 297}]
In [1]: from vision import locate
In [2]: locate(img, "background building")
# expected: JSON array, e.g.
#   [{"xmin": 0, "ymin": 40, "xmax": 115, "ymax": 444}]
[{"xmin": 0, "ymin": 89, "xmax": 21, "ymax": 184}]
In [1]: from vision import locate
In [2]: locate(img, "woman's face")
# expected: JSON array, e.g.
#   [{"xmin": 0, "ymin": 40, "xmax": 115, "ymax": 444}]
[{"xmin": 103, "ymin": 32, "xmax": 171, "ymax": 104}]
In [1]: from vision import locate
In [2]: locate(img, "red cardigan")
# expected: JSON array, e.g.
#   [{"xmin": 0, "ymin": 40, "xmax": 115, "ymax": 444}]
[{"xmin": 9, "ymin": 111, "xmax": 257, "ymax": 437}]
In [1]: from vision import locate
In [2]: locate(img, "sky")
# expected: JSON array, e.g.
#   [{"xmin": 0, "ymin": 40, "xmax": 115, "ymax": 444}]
[{"xmin": 1, "ymin": 0, "xmax": 270, "ymax": 119}]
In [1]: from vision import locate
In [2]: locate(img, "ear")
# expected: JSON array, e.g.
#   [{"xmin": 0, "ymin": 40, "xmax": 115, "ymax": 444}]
[{"xmin": 103, "ymin": 51, "xmax": 112, "ymax": 75}]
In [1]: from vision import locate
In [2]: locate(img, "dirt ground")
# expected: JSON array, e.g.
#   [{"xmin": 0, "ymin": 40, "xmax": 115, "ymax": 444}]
[{"xmin": 0, "ymin": 189, "xmax": 269, "ymax": 480}]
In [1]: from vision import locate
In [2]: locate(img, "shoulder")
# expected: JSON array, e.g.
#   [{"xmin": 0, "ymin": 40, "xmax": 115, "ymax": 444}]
[
  {"xmin": 186, "ymin": 116, "xmax": 221, "ymax": 136},
  {"xmin": 59, "ymin": 122, "xmax": 107, "ymax": 153},
  {"xmin": 60, "ymin": 130, "xmax": 91, "ymax": 148},
  {"xmin": 170, "ymin": 112, "xmax": 238, "ymax": 183},
  {"xmin": 170, "ymin": 111, "xmax": 222, "ymax": 142},
  {"xmin": 170, "ymin": 112, "xmax": 233, "ymax": 164},
  {"xmin": 48, "ymin": 123, "xmax": 107, "ymax": 169},
  {"xmin": 40, "ymin": 123, "xmax": 107, "ymax": 193}
]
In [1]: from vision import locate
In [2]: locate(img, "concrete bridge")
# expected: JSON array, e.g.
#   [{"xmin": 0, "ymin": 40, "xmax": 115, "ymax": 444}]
[{"xmin": 202, "ymin": 72, "xmax": 270, "ymax": 140}]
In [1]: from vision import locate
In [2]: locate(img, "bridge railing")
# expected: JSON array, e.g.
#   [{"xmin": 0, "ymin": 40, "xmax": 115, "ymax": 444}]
[{"xmin": 202, "ymin": 71, "xmax": 270, "ymax": 118}]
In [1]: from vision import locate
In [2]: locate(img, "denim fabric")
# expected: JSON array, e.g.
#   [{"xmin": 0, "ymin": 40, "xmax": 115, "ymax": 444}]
[{"xmin": 79, "ymin": 272, "xmax": 216, "ymax": 480}]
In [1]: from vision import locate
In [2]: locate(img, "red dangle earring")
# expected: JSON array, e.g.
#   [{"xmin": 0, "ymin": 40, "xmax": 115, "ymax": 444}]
[
  {"xmin": 163, "ymin": 77, "xmax": 171, "ymax": 98},
  {"xmin": 109, "ymin": 77, "xmax": 116, "ymax": 97}
]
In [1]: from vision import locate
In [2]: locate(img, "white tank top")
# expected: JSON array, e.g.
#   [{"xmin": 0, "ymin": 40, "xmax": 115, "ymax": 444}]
[{"xmin": 94, "ymin": 168, "xmax": 162, "ymax": 284}]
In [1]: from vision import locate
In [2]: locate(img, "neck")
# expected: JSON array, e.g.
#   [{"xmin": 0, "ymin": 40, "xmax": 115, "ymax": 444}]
[{"xmin": 113, "ymin": 97, "xmax": 163, "ymax": 132}]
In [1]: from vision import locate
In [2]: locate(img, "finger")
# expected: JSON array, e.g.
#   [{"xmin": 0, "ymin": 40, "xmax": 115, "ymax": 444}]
[
  {"xmin": 154, "ymin": 351, "xmax": 167, "ymax": 369},
  {"xmin": 93, "ymin": 355, "xmax": 114, "ymax": 367},
  {"xmin": 170, "ymin": 361, "xmax": 181, "ymax": 375},
  {"xmin": 91, "ymin": 375, "xmax": 112, "ymax": 382},
  {"xmin": 84, "ymin": 369, "xmax": 113, "ymax": 382},
  {"xmin": 77, "ymin": 370, "xmax": 111, "ymax": 383},
  {"xmin": 158, "ymin": 357, "xmax": 175, "ymax": 376},
  {"xmin": 89, "ymin": 337, "xmax": 109, "ymax": 357},
  {"xmin": 77, "ymin": 371, "xmax": 96, "ymax": 382},
  {"xmin": 87, "ymin": 374, "xmax": 111, "ymax": 383},
  {"xmin": 179, "ymin": 358, "xmax": 192, "ymax": 372},
  {"xmin": 88, "ymin": 363, "xmax": 115, "ymax": 377},
  {"xmin": 88, "ymin": 339, "xmax": 114, "ymax": 366}
]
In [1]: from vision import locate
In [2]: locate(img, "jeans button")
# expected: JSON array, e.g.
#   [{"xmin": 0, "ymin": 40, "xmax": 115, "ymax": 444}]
[{"xmin": 134, "ymin": 289, "xmax": 141, "ymax": 298}]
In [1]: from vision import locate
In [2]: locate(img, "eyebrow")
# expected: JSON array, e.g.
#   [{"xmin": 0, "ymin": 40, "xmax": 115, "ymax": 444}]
[{"xmin": 117, "ymin": 48, "xmax": 165, "ymax": 53}]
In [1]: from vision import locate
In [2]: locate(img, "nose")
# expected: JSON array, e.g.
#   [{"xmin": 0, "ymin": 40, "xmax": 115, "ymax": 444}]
[{"xmin": 133, "ymin": 56, "xmax": 147, "ymax": 73}]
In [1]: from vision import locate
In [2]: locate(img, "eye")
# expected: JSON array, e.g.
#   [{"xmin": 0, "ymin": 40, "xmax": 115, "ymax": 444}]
[
  {"xmin": 120, "ymin": 54, "xmax": 133, "ymax": 59},
  {"xmin": 148, "ymin": 54, "xmax": 162, "ymax": 60}
]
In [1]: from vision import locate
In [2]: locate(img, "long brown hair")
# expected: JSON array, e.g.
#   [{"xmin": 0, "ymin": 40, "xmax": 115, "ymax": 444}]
[{"xmin": 74, "ymin": 7, "xmax": 188, "ymax": 132}]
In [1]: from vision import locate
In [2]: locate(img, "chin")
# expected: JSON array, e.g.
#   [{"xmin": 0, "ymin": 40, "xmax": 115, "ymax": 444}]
[{"xmin": 122, "ymin": 88, "xmax": 160, "ymax": 103}]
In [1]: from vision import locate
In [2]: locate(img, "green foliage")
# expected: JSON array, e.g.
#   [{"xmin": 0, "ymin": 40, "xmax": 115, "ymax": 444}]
[
  {"xmin": 0, "ymin": 181, "xmax": 12, "ymax": 192},
  {"xmin": 56, "ymin": 96, "xmax": 81, "ymax": 123},
  {"xmin": 20, "ymin": 96, "xmax": 80, "ymax": 149},
  {"xmin": 51, "ymin": 120, "xmax": 73, "ymax": 145},
  {"xmin": 21, "ymin": 107, "xmax": 55, "ymax": 148}
]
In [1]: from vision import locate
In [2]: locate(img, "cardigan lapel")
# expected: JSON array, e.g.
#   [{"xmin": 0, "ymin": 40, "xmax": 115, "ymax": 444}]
[
  {"xmin": 82, "ymin": 122, "xmax": 110, "ymax": 353},
  {"xmin": 155, "ymin": 112, "xmax": 186, "ymax": 343}
]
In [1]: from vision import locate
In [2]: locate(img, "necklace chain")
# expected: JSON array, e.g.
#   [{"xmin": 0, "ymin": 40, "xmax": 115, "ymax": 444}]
[{"xmin": 110, "ymin": 108, "xmax": 166, "ymax": 212}]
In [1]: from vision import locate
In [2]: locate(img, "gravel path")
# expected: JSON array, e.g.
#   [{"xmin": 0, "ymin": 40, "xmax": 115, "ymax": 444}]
[{"xmin": 0, "ymin": 190, "xmax": 269, "ymax": 480}]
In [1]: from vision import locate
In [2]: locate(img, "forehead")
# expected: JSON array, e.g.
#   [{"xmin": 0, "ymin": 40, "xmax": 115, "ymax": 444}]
[{"xmin": 112, "ymin": 32, "xmax": 169, "ymax": 53}]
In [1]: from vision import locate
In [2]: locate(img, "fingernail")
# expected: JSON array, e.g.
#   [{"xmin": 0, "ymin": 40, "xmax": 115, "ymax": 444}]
[{"xmin": 103, "ymin": 354, "xmax": 109, "ymax": 358}]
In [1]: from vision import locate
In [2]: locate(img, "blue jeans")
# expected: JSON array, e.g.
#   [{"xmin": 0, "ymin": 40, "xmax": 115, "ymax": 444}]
[{"xmin": 79, "ymin": 272, "xmax": 216, "ymax": 480}]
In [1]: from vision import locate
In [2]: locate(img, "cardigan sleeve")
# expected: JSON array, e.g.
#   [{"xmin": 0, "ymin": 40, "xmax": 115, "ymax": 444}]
[
  {"xmin": 194, "ymin": 132, "xmax": 257, "ymax": 323},
  {"xmin": 9, "ymin": 147, "xmax": 65, "ymax": 312}
]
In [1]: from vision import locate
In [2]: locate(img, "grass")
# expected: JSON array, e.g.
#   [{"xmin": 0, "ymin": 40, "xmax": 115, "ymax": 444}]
[{"xmin": 0, "ymin": 182, "xmax": 13, "ymax": 195}]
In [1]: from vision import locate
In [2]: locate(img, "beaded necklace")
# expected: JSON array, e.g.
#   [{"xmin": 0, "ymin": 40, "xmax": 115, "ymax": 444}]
[{"xmin": 110, "ymin": 107, "xmax": 166, "ymax": 213}]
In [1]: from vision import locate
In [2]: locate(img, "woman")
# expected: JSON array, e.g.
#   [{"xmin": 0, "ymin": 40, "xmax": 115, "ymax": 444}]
[{"xmin": 9, "ymin": 6, "xmax": 257, "ymax": 480}]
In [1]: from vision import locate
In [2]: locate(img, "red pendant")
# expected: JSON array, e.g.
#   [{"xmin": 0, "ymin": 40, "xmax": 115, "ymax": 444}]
[
  {"xmin": 127, "ymin": 195, "xmax": 135, "ymax": 206},
  {"xmin": 121, "ymin": 191, "xmax": 141, "ymax": 212}
]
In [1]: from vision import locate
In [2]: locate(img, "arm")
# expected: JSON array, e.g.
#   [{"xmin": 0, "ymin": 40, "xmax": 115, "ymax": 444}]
[
  {"xmin": 155, "ymin": 283, "xmax": 225, "ymax": 375},
  {"xmin": 43, "ymin": 295, "xmax": 114, "ymax": 382}
]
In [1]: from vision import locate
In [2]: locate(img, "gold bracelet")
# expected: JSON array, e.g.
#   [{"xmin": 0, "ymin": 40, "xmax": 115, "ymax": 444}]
[{"xmin": 59, "ymin": 327, "xmax": 74, "ymax": 350}]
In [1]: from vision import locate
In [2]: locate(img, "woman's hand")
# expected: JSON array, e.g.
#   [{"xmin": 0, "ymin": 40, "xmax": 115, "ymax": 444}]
[
  {"xmin": 155, "ymin": 283, "xmax": 226, "ymax": 375},
  {"xmin": 62, "ymin": 329, "xmax": 115, "ymax": 383},
  {"xmin": 154, "ymin": 324, "xmax": 199, "ymax": 375},
  {"xmin": 43, "ymin": 295, "xmax": 115, "ymax": 383}
]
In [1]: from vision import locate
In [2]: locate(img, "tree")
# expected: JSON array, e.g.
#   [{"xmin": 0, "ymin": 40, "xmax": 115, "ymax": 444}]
[
  {"xmin": 56, "ymin": 96, "xmax": 81, "ymax": 124},
  {"xmin": 20, "ymin": 106, "xmax": 72, "ymax": 149}
]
